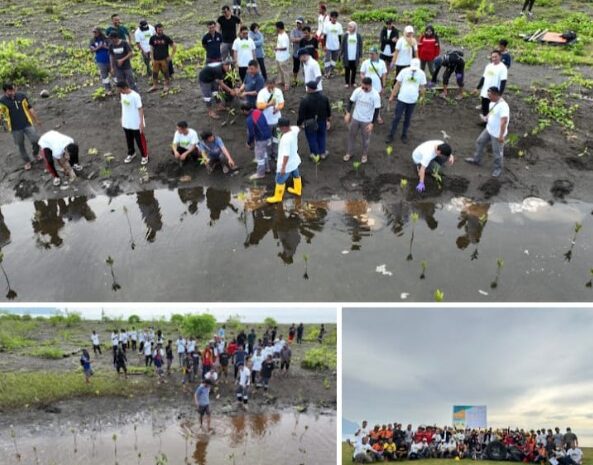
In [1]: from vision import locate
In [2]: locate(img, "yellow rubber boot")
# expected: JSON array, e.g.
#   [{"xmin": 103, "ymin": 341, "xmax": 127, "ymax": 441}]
[
  {"xmin": 287, "ymin": 177, "xmax": 302, "ymax": 196},
  {"xmin": 266, "ymin": 183, "xmax": 285, "ymax": 203}
]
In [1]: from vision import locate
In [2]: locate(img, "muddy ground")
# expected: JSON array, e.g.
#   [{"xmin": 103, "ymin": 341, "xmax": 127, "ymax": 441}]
[
  {"xmin": 2, "ymin": 0, "xmax": 593, "ymax": 206},
  {"xmin": 0, "ymin": 320, "xmax": 336, "ymax": 429}
]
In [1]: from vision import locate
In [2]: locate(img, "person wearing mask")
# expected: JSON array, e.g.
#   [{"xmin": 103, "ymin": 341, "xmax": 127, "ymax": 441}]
[
  {"xmin": 241, "ymin": 102, "xmax": 272, "ymax": 180},
  {"xmin": 475, "ymin": 50, "xmax": 507, "ymax": 117},
  {"xmin": 217, "ymin": 5, "xmax": 242, "ymax": 61},
  {"xmin": 297, "ymin": 80, "xmax": 331, "ymax": 161},
  {"xmin": 202, "ymin": 21, "xmax": 223, "ymax": 65},
  {"xmin": 275, "ymin": 22, "xmax": 292, "ymax": 91},
  {"xmin": 0, "ymin": 83, "xmax": 41, "ymax": 171},
  {"xmin": 417, "ymin": 25, "xmax": 440, "ymax": 82},
  {"xmin": 465, "ymin": 86, "xmax": 510, "ymax": 178},
  {"xmin": 386, "ymin": 58, "xmax": 427, "ymax": 144},
  {"xmin": 134, "ymin": 20, "xmax": 155, "ymax": 76},
  {"xmin": 411, "ymin": 140, "xmax": 454, "ymax": 193},
  {"xmin": 171, "ymin": 121, "xmax": 199, "ymax": 164},
  {"xmin": 232, "ymin": 25, "xmax": 256, "ymax": 82},
  {"xmin": 322, "ymin": 11, "xmax": 343, "ymax": 78},
  {"xmin": 431, "ymin": 50, "xmax": 465, "ymax": 99},
  {"xmin": 393, "ymin": 25, "xmax": 417, "ymax": 77},
  {"xmin": 90, "ymin": 27, "xmax": 113, "ymax": 94},
  {"xmin": 290, "ymin": 17, "xmax": 305, "ymax": 85},
  {"xmin": 266, "ymin": 117, "xmax": 302, "ymax": 203},
  {"xmin": 340, "ymin": 21, "xmax": 363, "ymax": 89},
  {"xmin": 343, "ymin": 77, "xmax": 381, "ymax": 164},
  {"xmin": 249, "ymin": 23, "xmax": 267, "ymax": 80},
  {"xmin": 149, "ymin": 23, "xmax": 176, "ymax": 92},
  {"xmin": 38, "ymin": 130, "xmax": 82, "ymax": 187},
  {"xmin": 379, "ymin": 19, "xmax": 399, "ymax": 70}
]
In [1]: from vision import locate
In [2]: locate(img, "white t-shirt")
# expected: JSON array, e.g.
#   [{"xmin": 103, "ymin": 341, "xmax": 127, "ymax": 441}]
[
  {"xmin": 205, "ymin": 370, "xmax": 219, "ymax": 382},
  {"xmin": 256, "ymin": 87, "xmax": 284, "ymax": 125},
  {"xmin": 120, "ymin": 91, "xmax": 143, "ymax": 130},
  {"xmin": 262, "ymin": 346, "xmax": 274, "ymax": 360},
  {"xmin": 38, "ymin": 131, "xmax": 74, "ymax": 160},
  {"xmin": 303, "ymin": 58, "xmax": 322, "ymax": 91},
  {"xmin": 111, "ymin": 333, "xmax": 118, "ymax": 346},
  {"xmin": 130, "ymin": 331, "xmax": 137, "ymax": 341},
  {"xmin": 238, "ymin": 366, "xmax": 251, "ymax": 386},
  {"xmin": 187, "ymin": 340, "xmax": 196, "ymax": 352},
  {"xmin": 360, "ymin": 58, "xmax": 387, "ymax": 92},
  {"xmin": 346, "ymin": 33, "xmax": 358, "ymax": 60},
  {"xmin": 273, "ymin": 339, "xmax": 284, "ymax": 353},
  {"xmin": 486, "ymin": 99, "xmax": 510, "ymax": 138},
  {"xmin": 350, "ymin": 87, "xmax": 381, "ymax": 123},
  {"xmin": 480, "ymin": 62, "xmax": 508, "ymax": 98},
  {"xmin": 232, "ymin": 37, "xmax": 256, "ymax": 67},
  {"xmin": 173, "ymin": 129, "xmax": 199, "ymax": 149},
  {"xmin": 412, "ymin": 140, "xmax": 444, "ymax": 167},
  {"xmin": 134, "ymin": 25, "xmax": 155, "ymax": 53},
  {"xmin": 396, "ymin": 67, "xmax": 427, "ymax": 104},
  {"xmin": 275, "ymin": 32, "xmax": 290, "ymax": 62},
  {"xmin": 251, "ymin": 353, "xmax": 264, "ymax": 371},
  {"xmin": 91, "ymin": 334, "xmax": 100, "ymax": 345},
  {"xmin": 120, "ymin": 332, "xmax": 128, "ymax": 343},
  {"xmin": 276, "ymin": 126, "xmax": 301, "ymax": 173},
  {"xmin": 316, "ymin": 14, "xmax": 330, "ymax": 37},
  {"xmin": 323, "ymin": 21, "xmax": 343, "ymax": 51},
  {"xmin": 144, "ymin": 341, "xmax": 152, "ymax": 356},
  {"xmin": 354, "ymin": 443, "xmax": 373, "ymax": 456},
  {"xmin": 177, "ymin": 338, "xmax": 186, "ymax": 353},
  {"xmin": 139, "ymin": 332, "xmax": 145, "ymax": 342},
  {"xmin": 395, "ymin": 37, "xmax": 416, "ymax": 66},
  {"xmin": 567, "ymin": 448, "xmax": 582, "ymax": 464}
]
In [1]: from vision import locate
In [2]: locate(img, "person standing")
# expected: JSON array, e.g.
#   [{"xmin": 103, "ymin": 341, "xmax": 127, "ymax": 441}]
[
  {"xmin": 115, "ymin": 344, "xmax": 128, "ymax": 378},
  {"xmin": 251, "ymin": 347, "xmax": 263, "ymax": 385},
  {"xmin": 299, "ymin": 48, "xmax": 323, "ymax": 92},
  {"xmin": 464, "ymin": 86, "xmax": 510, "ymax": 178},
  {"xmin": 340, "ymin": 21, "xmax": 363, "ymax": 88},
  {"xmin": 322, "ymin": 11, "xmax": 343, "ymax": 78},
  {"xmin": 130, "ymin": 327, "xmax": 137, "ymax": 351},
  {"xmin": 105, "ymin": 13, "xmax": 130, "ymax": 42},
  {"xmin": 275, "ymin": 22, "xmax": 292, "ymax": 91},
  {"xmin": 0, "ymin": 83, "xmax": 41, "ymax": 171},
  {"xmin": 165, "ymin": 340, "xmax": 174, "ymax": 374},
  {"xmin": 246, "ymin": 0, "xmax": 260, "ymax": 15},
  {"xmin": 299, "ymin": 26, "xmax": 319, "ymax": 60},
  {"xmin": 144, "ymin": 338, "xmax": 153, "ymax": 366},
  {"xmin": 318, "ymin": 324, "xmax": 326, "ymax": 343},
  {"xmin": 217, "ymin": 5, "xmax": 241, "ymax": 62},
  {"xmin": 316, "ymin": 3, "xmax": 330, "ymax": 45},
  {"xmin": 176, "ymin": 335, "xmax": 186, "ymax": 367},
  {"xmin": 247, "ymin": 328, "xmax": 256, "ymax": 354},
  {"xmin": 109, "ymin": 32, "xmax": 137, "ymax": 91},
  {"xmin": 411, "ymin": 140, "xmax": 454, "ymax": 193},
  {"xmin": 290, "ymin": 17, "xmax": 305, "ymax": 85},
  {"xmin": 171, "ymin": 121, "xmax": 199, "ymax": 164},
  {"xmin": 91, "ymin": 330, "xmax": 101, "ymax": 355},
  {"xmin": 89, "ymin": 27, "xmax": 113, "ymax": 94},
  {"xmin": 116, "ymin": 81, "xmax": 148, "ymax": 165},
  {"xmin": 256, "ymin": 78, "xmax": 284, "ymax": 160},
  {"xmin": 242, "ymin": 102, "xmax": 272, "ymax": 180},
  {"xmin": 195, "ymin": 379, "xmax": 214, "ymax": 432},
  {"xmin": 80, "ymin": 349, "xmax": 93, "ymax": 384},
  {"xmin": 202, "ymin": 21, "xmax": 223, "ymax": 65},
  {"xmin": 296, "ymin": 323, "xmax": 304, "ymax": 344},
  {"xmin": 359, "ymin": 47, "xmax": 387, "ymax": 123},
  {"xmin": 249, "ymin": 23, "xmax": 267, "ymax": 80},
  {"xmin": 343, "ymin": 77, "xmax": 381, "ymax": 164},
  {"xmin": 232, "ymin": 26, "xmax": 256, "ymax": 82},
  {"xmin": 149, "ymin": 23, "xmax": 176, "ymax": 92},
  {"xmin": 280, "ymin": 344, "xmax": 291, "ymax": 374},
  {"xmin": 498, "ymin": 39, "xmax": 512, "ymax": 69},
  {"xmin": 379, "ymin": 19, "xmax": 399, "ymax": 70},
  {"xmin": 260, "ymin": 355, "xmax": 274, "ymax": 390},
  {"xmin": 520, "ymin": 0, "xmax": 535, "ymax": 18},
  {"xmin": 38, "ymin": 130, "xmax": 82, "ymax": 187},
  {"xmin": 266, "ymin": 117, "xmax": 302, "ymax": 203},
  {"xmin": 476, "ymin": 50, "xmax": 507, "ymax": 117},
  {"xmin": 393, "ymin": 26, "xmax": 417, "ymax": 77},
  {"xmin": 134, "ymin": 20, "xmax": 155, "ymax": 76},
  {"xmin": 297, "ymin": 80, "xmax": 331, "ymax": 161},
  {"xmin": 111, "ymin": 330, "xmax": 119, "ymax": 365},
  {"xmin": 386, "ymin": 58, "xmax": 426, "ymax": 144},
  {"xmin": 417, "ymin": 25, "xmax": 440, "ymax": 82},
  {"xmin": 235, "ymin": 362, "xmax": 251, "ymax": 408}
]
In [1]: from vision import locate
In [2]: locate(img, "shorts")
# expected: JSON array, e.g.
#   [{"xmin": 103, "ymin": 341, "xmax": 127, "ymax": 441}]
[{"xmin": 198, "ymin": 405, "xmax": 211, "ymax": 416}]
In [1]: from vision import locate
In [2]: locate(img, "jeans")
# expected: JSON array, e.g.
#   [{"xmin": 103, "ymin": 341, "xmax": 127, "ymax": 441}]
[
  {"xmin": 347, "ymin": 119, "xmax": 372, "ymax": 156},
  {"xmin": 473, "ymin": 128, "xmax": 504, "ymax": 173},
  {"xmin": 304, "ymin": 119, "xmax": 327, "ymax": 156},
  {"xmin": 324, "ymin": 49, "xmax": 340, "ymax": 73},
  {"xmin": 140, "ymin": 51, "xmax": 151, "ymax": 75},
  {"xmin": 97, "ymin": 62, "xmax": 112, "ymax": 91},
  {"xmin": 389, "ymin": 100, "xmax": 416, "ymax": 138},
  {"xmin": 257, "ymin": 57, "xmax": 267, "ymax": 81},
  {"xmin": 12, "ymin": 126, "xmax": 40, "ymax": 163},
  {"xmin": 254, "ymin": 139, "xmax": 271, "ymax": 176},
  {"xmin": 221, "ymin": 42, "xmax": 232, "ymax": 61},
  {"xmin": 276, "ymin": 168, "xmax": 300, "ymax": 184}
]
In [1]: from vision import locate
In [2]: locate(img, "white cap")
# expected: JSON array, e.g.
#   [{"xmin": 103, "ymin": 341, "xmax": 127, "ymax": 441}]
[
  {"xmin": 404, "ymin": 25, "xmax": 414, "ymax": 34},
  {"xmin": 410, "ymin": 58, "xmax": 421, "ymax": 69}
]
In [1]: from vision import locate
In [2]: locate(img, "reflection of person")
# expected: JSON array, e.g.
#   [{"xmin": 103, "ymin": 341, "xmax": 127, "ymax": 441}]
[
  {"xmin": 178, "ymin": 186, "xmax": 204, "ymax": 215},
  {"xmin": 274, "ymin": 206, "xmax": 301, "ymax": 263},
  {"xmin": 63, "ymin": 196, "xmax": 96, "ymax": 222},
  {"xmin": 0, "ymin": 209, "xmax": 11, "ymax": 249},
  {"xmin": 206, "ymin": 187, "xmax": 231, "ymax": 222},
  {"xmin": 32, "ymin": 199, "xmax": 66, "ymax": 248},
  {"xmin": 136, "ymin": 190, "xmax": 163, "ymax": 242},
  {"xmin": 455, "ymin": 203, "xmax": 490, "ymax": 251}
]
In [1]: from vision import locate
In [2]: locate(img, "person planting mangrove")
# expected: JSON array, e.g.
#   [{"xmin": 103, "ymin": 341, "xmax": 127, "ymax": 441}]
[
  {"xmin": 197, "ymin": 130, "xmax": 237, "ymax": 174},
  {"xmin": 171, "ymin": 121, "xmax": 200, "ymax": 164},
  {"xmin": 297, "ymin": 80, "xmax": 331, "ymax": 161},
  {"xmin": 198, "ymin": 60, "xmax": 234, "ymax": 120},
  {"xmin": 411, "ymin": 140, "xmax": 454, "ymax": 193},
  {"xmin": 38, "ymin": 130, "xmax": 82, "ymax": 187},
  {"xmin": 266, "ymin": 117, "xmax": 302, "ymax": 203},
  {"xmin": 431, "ymin": 50, "xmax": 465, "ymax": 99}
]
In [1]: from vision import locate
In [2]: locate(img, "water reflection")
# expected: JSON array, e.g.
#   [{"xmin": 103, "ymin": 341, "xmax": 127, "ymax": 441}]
[
  {"xmin": 0, "ymin": 208, "xmax": 10, "ymax": 249},
  {"xmin": 206, "ymin": 187, "xmax": 233, "ymax": 224},
  {"xmin": 178, "ymin": 186, "xmax": 205, "ymax": 215},
  {"xmin": 455, "ymin": 202, "xmax": 490, "ymax": 260},
  {"xmin": 136, "ymin": 191, "xmax": 163, "ymax": 242}
]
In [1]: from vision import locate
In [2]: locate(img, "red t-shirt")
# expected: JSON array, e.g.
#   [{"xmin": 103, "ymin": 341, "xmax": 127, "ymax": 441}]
[{"xmin": 418, "ymin": 35, "xmax": 440, "ymax": 62}]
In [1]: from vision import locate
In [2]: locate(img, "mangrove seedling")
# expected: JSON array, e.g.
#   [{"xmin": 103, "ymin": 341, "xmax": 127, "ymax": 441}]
[
  {"xmin": 71, "ymin": 427, "xmax": 77, "ymax": 453},
  {"xmin": 407, "ymin": 212, "xmax": 420, "ymax": 261},
  {"xmin": 10, "ymin": 427, "xmax": 21, "ymax": 461},
  {"xmin": 106, "ymin": 256, "xmax": 121, "ymax": 291},
  {"xmin": 112, "ymin": 433, "xmax": 118, "ymax": 460},
  {"xmin": 434, "ymin": 288, "xmax": 445, "ymax": 302},
  {"xmin": 564, "ymin": 222, "xmax": 583, "ymax": 262},
  {"xmin": 155, "ymin": 452, "xmax": 168, "ymax": 465},
  {"xmin": 123, "ymin": 206, "xmax": 136, "ymax": 250},
  {"xmin": 87, "ymin": 147, "xmax": 99, "ymax": 156},
  {"xmin": 352, "ymin": 160, "xmax": 361, "ymax": 175},
  {"xmin": 585, "ymin": 269, "xmax": 593, "ymax": 288},
  {"xmin": 490, "ymin": 257, "xmax": 505, "ymax": 289},
  {"xmin": 311, "ymin": 154, "xmax": 321, "ymax": 179},
  {"xmin": 385, "ymin": 145, "xmax": 393, "ymax": 157},
  {"xmin": 420, "ymin": 260, "xmax": 427, "ymax": 279},
  {"xmin": 303, "ymin": 253, "xmax": 310, "ymax": 280},
  {"xmin": 431, "ymin": 165, "xmax": 443, "ymax": 189},
  {"xmin": 0, "ymin": 251, "xmax": 17, "ymax": 300},
  {"xmin": 133, "ymin": 422, "xmax": 138, "ymax": 451},
  {"xmin": 137, "ymin": 453, "xmax": 142, "ymax": 465},
  {"xmin": 33, "ymin": 446, "xmax": 40, "ymax": 465}
]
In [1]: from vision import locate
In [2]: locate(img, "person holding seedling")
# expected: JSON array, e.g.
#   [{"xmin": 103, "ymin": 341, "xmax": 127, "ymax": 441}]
[
  {"xmin": 411, "ymin": 140, "xmax": 454, "ymax": 193},
  {"xmin": 38, "ymin": 130, "xmax": 82, "ymax": 187}
]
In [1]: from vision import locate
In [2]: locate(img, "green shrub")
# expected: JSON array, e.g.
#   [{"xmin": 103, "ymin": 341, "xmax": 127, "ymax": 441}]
[
  {"xmin": 181, "ymin": 314, "xmax": 216, "ymax": 339},
  {"xmin": 301, "ymin": 346, "xmax": 337, "ymax": 370},
  {"xmin": 450, "ymin": 0, "xmax": 479, "ymax": 9},
  {"xmin": 351, "ymin": 7, "xmax": 398, "ymax": 23},
  {"xmin": 0, "ymin": 319, "xmax": 38, "ymax": 350},
  {"xmin": 263, "ymin": 317, "xmax": 278, "ymax": 328},
  {"xmin": 225, "ymin": 314, "xmax": 244, "ymax": 331},
  {"xmin": 0, "ymin": 39, "xmax": 49, "ymax": 84},
  {"xmin": 29, "ymin": 346, "xmax": 63, "ymax": 359},
  {"xmin": 170, "ymin": 313, "xmax": 185, "ymax": 325},
  {"xmin": 128, "ymin": 314, "xmax": 142, "ymax": 324}
]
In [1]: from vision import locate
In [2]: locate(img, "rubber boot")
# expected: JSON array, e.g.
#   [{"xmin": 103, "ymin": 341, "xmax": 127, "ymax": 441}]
[
  {"xmin": 287, "ymin": 177, "xmax": 302, "ymax": 196},
  {"xmin": 266, "ymin": 183, "xmax": 285, "ymax": 204}
]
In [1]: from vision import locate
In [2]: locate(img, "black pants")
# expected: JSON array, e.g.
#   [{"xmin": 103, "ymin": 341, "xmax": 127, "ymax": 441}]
[
  {"xmin": 481, "ymin": 96, "xmax": 490, "ymax": 116},
  {"xmin": 522, "ymin": 0, "xmax": 535, "ymax": 11},
  {"xmin": 93, "ymin": 344, "xmax": 102, "ymax": 355},
  {"xmin": 257, "ymin": 57, "xmax": 267, "ymax": 81},
  {"xmin": 112, "ymin": 346, "xmax": 118, "ymax": 364},
  {"xmin": 145, "ymin": 355, "xmax": 153, "ymax": 367},
  {"xmin": 123, "ymin": 128, "xmax": 148, "ymax": 157},
  {"xmin": 292, "ymin": 57, "xmax": 301, "ymax": 76},
  {"xmin": 380, "ymin": 54, "xmax": 393, "ymax": 68},
  {"xmin": 131, "ymin": 340, "xmax": 137, "ymax": 351},
  {"xmin": 239, "ymin": 66, "xmax": 247, "ymax": 82},
  {"xmin": 395, "ymin": 64, "xmax": 409, "ymax": 80},
  {"xmin": 344, "ymin": 60, "xmax": 357, "ymax": 86},
  {"xmin": 44, "ymin": 147, "xmax": 78, "ymax": 178}
]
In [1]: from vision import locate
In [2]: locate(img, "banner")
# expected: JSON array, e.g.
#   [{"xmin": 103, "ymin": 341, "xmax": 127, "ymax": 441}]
[{"xmin": 452, "ymin": 405, "xmax": 487, "ymax": 429}]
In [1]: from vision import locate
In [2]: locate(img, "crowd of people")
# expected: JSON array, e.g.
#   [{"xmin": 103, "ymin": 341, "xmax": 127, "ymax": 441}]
[
  {"xmin": 350, "ymin": 422, "xmax": 584, "ymax": 464},
  {"xmin": 1, "ymin": 2, "xmax": 516, "ymax": 200}
]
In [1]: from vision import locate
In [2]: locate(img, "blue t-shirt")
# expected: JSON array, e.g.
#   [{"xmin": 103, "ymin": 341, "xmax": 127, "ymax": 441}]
[
  {"xmin": 235, "ymin": 349, "xmax": 246, "ymax": 366},
  {"xmin": 90, "ymin": 38, "xmax": 111, "ymax": 64},
  {"xmin": 243, "ymin": 72, "xmax": 265, "ymax": 107},
  {"xmin": 80, "ymin": 355, "xmax": 91, "ymax": 371},
  {"xmin": 196, "ymin": 384, "xmax": 210, "ymax": 406},
  {"xmin": 198, "ymin": 137, "xmax": 225, "ymax": 159}
]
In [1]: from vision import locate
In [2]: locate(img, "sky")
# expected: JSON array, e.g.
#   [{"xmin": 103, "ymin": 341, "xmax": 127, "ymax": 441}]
[
  {"xmin": 0, "ymin": 305, "xmax": 336, "ymax": 323},
  {"xmin": 343, "ymin": 308, "xmax": 593, "ymax": 446}
]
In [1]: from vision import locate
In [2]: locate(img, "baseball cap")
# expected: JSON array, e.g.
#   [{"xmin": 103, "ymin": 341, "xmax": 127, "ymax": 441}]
[
  {"xmin": 410, "ymin": 58, "xmax": 421, "ymax": 69},
  {"xmin": 369, "ymin": 46, "xmax": 379, "ymax": 53},
  {"xmin": 296, "ymin": 16, "xmax": 304, "ymax": 23},
  {"xmin": 404, "ymin": 25, "xmax": 414, "ymax": 34}
]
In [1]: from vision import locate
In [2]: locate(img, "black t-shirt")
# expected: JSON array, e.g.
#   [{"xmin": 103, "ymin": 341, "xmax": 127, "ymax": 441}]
[
  {"xmin": 109, "ymin": 41, "xmax": 133, "ymax": 69},
  {"xmin": 217, "ymin": 15, "xmax": 241, "ymax": 43},
  {"xmin": 299, "ymin": 37, "xmax": 319, "ymax": 58},
  {"xmin": 261, "ymin": 360, "xmax": 274, "ymax": 378},
  {"xmin": 219, "ymin": 352, "xmax": 230, "ymax": 366},
  {"xmin": 0, "ymin": 93, "xmax": 33, "ymax": 131},
  {"xmin": 199, "ymin": 65, "xmax": 224, "ymax": 83},
  {"xmin": 149, "ymin": 34, "xmax": 174, "ymax": 60}
]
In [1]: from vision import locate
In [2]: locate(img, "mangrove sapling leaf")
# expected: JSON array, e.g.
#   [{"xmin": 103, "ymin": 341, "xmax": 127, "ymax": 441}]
[
  {"xmin": 385, "ymin": 145, "xmax": 393, "ymax": 157},
  {"xmin": 105, "ymin": 256, "xmax": 121, "ymax": 291},
  {"xmin": 434, "ymin": 289, "xmax": 445, "ymax": 302},
  {"xmin": 352, "ymin": 161, "xmax": 361, "ymax": 175},
  {"xmin": 0, "ymin": 251, "xmax": 17, "ymax": 300},
  {"xmin": 431, "ymin": 165, "xmax": 443, "ymax": 189},
  {"xmin": 490, "ymin": 257, "xmax": 505, "ymax": 289},
  {"xmin": 71, "ymin": 427, "xmax": 77, "ymax": 453},
  {"xmin": 407, "ymin": 213, "xmax": 420, "ymax": 261},
  {"xmin": 112, "ymin": 433, "xmax": 118, "ymax": 459},
  {"xmin": 87, "ymin": 147, "xmax": 99, "ymax": 156},
  {"xmin": 564, "ymin": 222, "xmax": 583, "ymax": 262},
  {"xmin": 420, "ymin": 260, "xmax": 427, "ymax": 279},
  {"xmin": 311, "ymin": 154, "xmax": 321, "ymax": 178}
]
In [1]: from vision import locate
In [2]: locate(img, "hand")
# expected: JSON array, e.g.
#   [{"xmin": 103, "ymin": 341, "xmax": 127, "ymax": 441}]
[
  {"xmin": 228, "ymin": 158, "xmax": 236, "ymax": 168},
  {"xmin": 388, "ymin": 96, "xmax": 394, "ymax": 104},
  {"xmin": 246, "ymin": 143, "xmax": 253, "ymax": 149},
  {"xmin": 167, "ymin": 56, "xmax": 172, "ymax": 62},
  {"xmin": 280, "ymin": 168, "xmax": 286, "ymax": 176},
  {"xmin": 416, "ymin": 181, "xmax": 425, "ymax": 192},
  {"xmin": 365, "ymin": 123, "xmax": 373, "ymax": 134},
  {"xmin": 472, "ymin": 89, "xmax": 479, "ymax": 96},
  {"xmin": 139, "ymin": 122, "xmax": 145, "ymax": 133},
  {"xmin": 497, "ymin": 136, "xmax": 505, "ymax": 143},
  {"xmin": 327, "ymin": 120, "xmax": 331, "ymax": 130},
  {"xmin": 117, "ymin": 58, "xmax": 125, "ymax": 67},
  {"xmin": 174, "ymin": 151, "xmax": 180, "ymax": 159},
  {"xmin": 344, "ymin": 113, "xmax": 351, "ymax": 124}
]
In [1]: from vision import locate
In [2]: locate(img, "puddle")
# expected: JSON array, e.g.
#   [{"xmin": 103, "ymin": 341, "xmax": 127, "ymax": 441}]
[
  {"xmin": 1, "ymin": 188, "xmax": 592, "ymax": 301},
  {"xmin": 0, "ymin": 411, "xmax": 335, "ymax": 465}
]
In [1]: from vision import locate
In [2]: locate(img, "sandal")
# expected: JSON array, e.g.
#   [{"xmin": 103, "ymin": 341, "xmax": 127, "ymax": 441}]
[
  {"xmin": 361, "ymin": 155, "xmax": 368, "ymax": 164},
  {"xmin": 343, "ymin": 154, "xmax": 352, "ymax": 162},
  {"xmin": 24, "ymin": 162, "xmax": 32, "ymax": 171}
]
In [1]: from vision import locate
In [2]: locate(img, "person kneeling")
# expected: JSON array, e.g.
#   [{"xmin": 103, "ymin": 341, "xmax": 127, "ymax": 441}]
[
  {"xmin": 171, "ymin": 121, "xmax": 199, "ymax": 165},
  {"xmin": 197, "ymin": 130, "xmax": 237, "ymax": 174},
  {"xmin": 39, "ymin": 130, "xmax": 82, "ymax": 187},
  {"xmin": 411, "ymin": 139, "xmax": 454, "ymax": 193}
]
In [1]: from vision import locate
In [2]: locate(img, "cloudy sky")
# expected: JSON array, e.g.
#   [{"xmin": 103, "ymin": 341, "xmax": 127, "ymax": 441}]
[
  {"xmin": 1, "ymin": 305, "xmax": 336, "ymax": 323},
  {"xmin": 343, "ymin": 308, "xmax": 593, "ymax": 446}
]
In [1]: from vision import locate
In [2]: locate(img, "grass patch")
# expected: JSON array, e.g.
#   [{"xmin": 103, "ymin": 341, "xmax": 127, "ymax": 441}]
[
  {"xmin": 29, "ymin": 346, "xmax": 64, "ymax": 359},
  {"xmin": 0, "ymin": 318, "xmax": 38, "ymax": 351},
  {"xmin": 0, "ymin": 371, "xmax": 145, "ymax": 410},
  {"xmin": 0, "ymin": 38, "xmax": 49, "ymax": 84},
  {"xmin": 301, "ymin": 346, "xmax": 337, "ymax": 370}
]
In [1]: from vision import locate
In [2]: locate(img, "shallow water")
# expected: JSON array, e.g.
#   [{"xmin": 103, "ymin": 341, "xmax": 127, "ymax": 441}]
[
  {"xmin": 0, "ymin": 411, "xmax": 335, "ymax": 465},
  {"xmin": 0, "ymin": 187, "xmax": 592, "ymax": 301}
]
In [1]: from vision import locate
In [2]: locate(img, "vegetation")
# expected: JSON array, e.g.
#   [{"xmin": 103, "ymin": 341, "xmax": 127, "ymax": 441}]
[
  {"xmin": 0, "ymin": 39, "xmax": 49, "ymax": 84},
  {"xmin": 48, "ymin": 311, "xmax": 82, "ymax": 327},
  {"xmin": 0, "ymin": 317, "xmax": 38, "ymax": 351},
  {"xmin": 263, "ymin": 316, "xmax": 278, "ymax": 327},
  {"xmin": 225, "ymin": 314, "xmax": 244, "ymax": 331},
  {"xmin": 180, "ymin": 314, "xmax": 217, "ymax": 339},
  {"xmin": 301, "ymin": 346, "xmax": 337, "ymax": 370},
  {"xmin": 127, "ymin": 314, "xmax": 142, "ymax": 324},
  {"xmin": 29, "ymin": 346, "xmax": 64, "ymax": 359}
]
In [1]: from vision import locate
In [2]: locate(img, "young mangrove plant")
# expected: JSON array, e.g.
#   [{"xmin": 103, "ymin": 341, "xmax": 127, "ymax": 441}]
[
  {"xmin": 434, "ymin": 288, "xmax": 445, "ymax": 302},
  {"xmin": 564, "ymin": 222, "xmax": 582, "ymax": 262},
  {"xmin": 123, "ymin": 206, "xmax": 136, "ymax": 250},
  {"xmin": 10, "ymin": 427, "xmax": 21, "ymax": 461},
  {"xmin": 112, "ymin": 433, "xmax": 118, "ymax": 464},
  {"xmin": 352, "ymin": 160, "xmax": 361, "ymax": 176},
  {"xmin": 0, "ymin": 251, "xmax": 17, "ymax": 300},
  {"xmin": 490, "ymin": 257, "xmax": 505, "ymax": 289},
  {"xmin": 311, "ymin": 154, "xmax": 321, "ymax": 179},
  {"xmin": 420, "ymin": 260, "xmax": 427, "ymax": 279},
  {"xmin": 106, "ymin": 256, "xmax": 121, "ymax": 292},
  {"xmin": 154, "ymin": 452, "xmax": 168, "ymax": 465},
  {"xmin": 303, "ymin": 253, "xmax": 310, "ymax": 280},
  {"xmin": 407, "ymin": 212, "xmax": 420, "ymax": 261},
  {"xmin": 585, "ymin": 269, "xmax": 593, "ymax": 288},
  {"xmin": 71, "ymin": 427, "xmax": 77, "ymax": 454}
]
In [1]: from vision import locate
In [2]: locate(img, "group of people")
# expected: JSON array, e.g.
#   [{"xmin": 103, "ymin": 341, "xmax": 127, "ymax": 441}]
[
  {"xmin": 350, "ymin": 422, "xmax": 583, "ymax": 465},
  {"xmin": 1, "ymin": 2, "xmax": 516, "ymax": 199}
]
